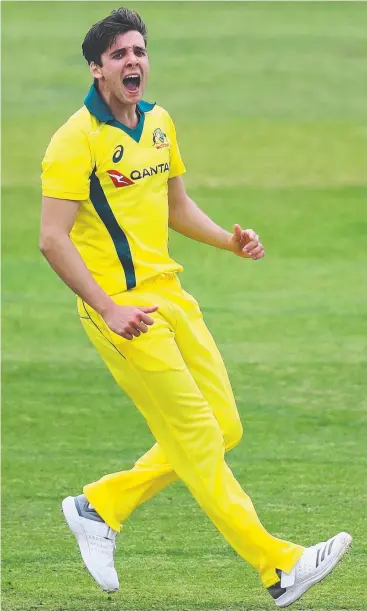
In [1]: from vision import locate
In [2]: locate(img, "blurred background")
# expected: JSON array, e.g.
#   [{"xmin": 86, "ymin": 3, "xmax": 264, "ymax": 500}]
[{"xmin": 2, "ymin": 2, "xmax": 366, "ymax": 610}]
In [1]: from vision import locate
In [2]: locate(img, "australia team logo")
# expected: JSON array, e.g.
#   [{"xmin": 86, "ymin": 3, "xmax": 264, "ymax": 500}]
[{"xmin": 152, "ymin": 128, "xmax": 169, "ymax": 149}]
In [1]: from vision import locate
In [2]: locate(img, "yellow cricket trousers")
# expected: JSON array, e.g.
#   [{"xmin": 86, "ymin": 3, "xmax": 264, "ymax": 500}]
[{"xmin": 78, "ymin": 273, "xmax": 303, "ymax": 588}]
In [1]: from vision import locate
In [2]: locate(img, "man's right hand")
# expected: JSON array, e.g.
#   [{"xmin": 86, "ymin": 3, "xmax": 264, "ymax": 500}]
[{"xmin": 101, "ymin": 302, "xmax": 159, "ymax": 340}]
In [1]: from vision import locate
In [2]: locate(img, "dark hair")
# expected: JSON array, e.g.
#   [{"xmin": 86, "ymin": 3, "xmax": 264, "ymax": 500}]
[{"xmin": 82, "ymin": 7, "xmax": 147, "ymax": 66}]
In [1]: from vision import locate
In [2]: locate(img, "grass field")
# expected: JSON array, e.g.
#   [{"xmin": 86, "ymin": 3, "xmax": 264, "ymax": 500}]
[{"xmin": 2, "ymin": 2, "xmax": 367, "ymax": 610}]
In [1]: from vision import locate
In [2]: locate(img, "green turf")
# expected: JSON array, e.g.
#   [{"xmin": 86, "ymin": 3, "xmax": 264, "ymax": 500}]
[{"xmin": 2, "ymin": 2, "xmax": 367, "ymax": 610}]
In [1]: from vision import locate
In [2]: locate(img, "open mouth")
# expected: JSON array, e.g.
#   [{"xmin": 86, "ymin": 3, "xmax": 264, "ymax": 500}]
[{"xmin": 122, "ymin": 74, "xmax": 141, "ymax": 93}]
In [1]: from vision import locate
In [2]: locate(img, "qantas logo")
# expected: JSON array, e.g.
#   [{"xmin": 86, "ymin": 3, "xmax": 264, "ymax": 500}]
[
  {"xmin": 107, "ymin": 163, "xmax": 169, "ymax": 188},
  {"xmin": 131, "ymin": 163, "xmax": 169, "ymax": 181},
  {"xmin": 107, "ymin": 170, "xmax": 134, "ymax": 188}
]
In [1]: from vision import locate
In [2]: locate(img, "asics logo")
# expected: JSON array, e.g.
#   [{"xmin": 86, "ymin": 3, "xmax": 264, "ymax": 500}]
[{"xmin": 112, "ymin": 145, "xmax": 124, "ymax": 163}]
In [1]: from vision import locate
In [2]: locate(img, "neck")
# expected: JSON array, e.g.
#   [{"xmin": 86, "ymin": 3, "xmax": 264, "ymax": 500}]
[{"xmin": 98, "ymin": 83, "xmax": 139, "ymax": 128}]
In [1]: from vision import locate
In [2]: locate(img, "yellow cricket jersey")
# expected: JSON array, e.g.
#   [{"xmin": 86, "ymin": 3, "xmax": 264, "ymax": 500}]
[{"xmin": 41, "ymin": 84, "xmax": 185, "ymax": 294}]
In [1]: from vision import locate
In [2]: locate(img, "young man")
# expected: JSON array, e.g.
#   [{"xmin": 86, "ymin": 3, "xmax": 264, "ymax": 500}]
[{"xmin": 40, "ymin": 7, "xmax": 351, "ymax": 608}]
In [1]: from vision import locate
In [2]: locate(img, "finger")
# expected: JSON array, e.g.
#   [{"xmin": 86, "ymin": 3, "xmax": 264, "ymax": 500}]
[
  {"xmin": 243, "ymin": 229, "xmax": 257, "ymax": 241},
  {"xmin": 242, "ymin": 239, "xmax": 258, "ymax": 254},
  {"xmin": 139, "ymin": 313, "xmax": 155, "ymax": 326},
  {"xmin": 240, "ymin": 231, "xmax": 258, "ymax": 249},
  {"xmin": 121, "ymin": 331, "xmax": 133, "ymax": 340},
  {"xmin": 139, "ymin": 305, "xmax": 159, "ymax": 313},
  {"xmin": 243, "ymin": 234, "xmax": 259, "ymax": 250},
  {"xmin": 249, "ymin": 244, "xmax": 264, "ymax": 257},
  {"xmin": 129, "ymin": 327, "xmax": 141, "ymax": 338},
  {"xmin": 252, "ymin": 249, "xmax": 265, "ymax": 260},
  {"xmin": 131, "ymin": 320, "xmax": 149, "ymax": 333}
]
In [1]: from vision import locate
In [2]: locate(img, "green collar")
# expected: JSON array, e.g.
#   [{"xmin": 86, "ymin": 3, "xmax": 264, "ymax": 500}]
[{"xmin": 84, "ymin": 84, "xmax": 155, "ymax": 143}]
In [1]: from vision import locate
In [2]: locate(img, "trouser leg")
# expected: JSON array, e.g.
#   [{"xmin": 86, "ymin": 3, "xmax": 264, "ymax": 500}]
[{"xmin": 80, "ymin": 299, "xmax": 303, "ymax": 587}]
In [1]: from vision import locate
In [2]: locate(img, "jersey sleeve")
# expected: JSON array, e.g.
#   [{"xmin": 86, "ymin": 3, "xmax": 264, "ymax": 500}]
[
  {"xmin": 41, "ymin": 122, "xmax": 93, "ymax": 200},
  {"xmin": 166, "ymin": 113, "xmax": 186, "ymax": 179}
]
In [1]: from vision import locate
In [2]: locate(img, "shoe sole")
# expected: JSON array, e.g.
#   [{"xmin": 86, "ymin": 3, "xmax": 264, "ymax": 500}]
[
  {"xmin": 275, "ymin": 533, "xmax": 352, "ymax": 608},
  {"xmin": 61, "ymin": 496, "xmax": 119, "ymax": 593}
]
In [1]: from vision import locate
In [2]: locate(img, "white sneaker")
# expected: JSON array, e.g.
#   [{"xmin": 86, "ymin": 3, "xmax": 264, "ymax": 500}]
[
  {"xmin": 61, "ymin": 495, "xmax": 119, "ymax": 592},
  {"xmin": 268, "ymin": 531, "xmax": 352, "ymax": 608}
]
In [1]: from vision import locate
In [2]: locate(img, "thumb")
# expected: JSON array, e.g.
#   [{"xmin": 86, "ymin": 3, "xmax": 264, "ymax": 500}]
[
  {"xmin": 138, "ymin": 305, "xmax": 159, "ymax": 313},
  {"xmin": 233, "ymin": 224, "xmax": 242, "ymax": 240}
]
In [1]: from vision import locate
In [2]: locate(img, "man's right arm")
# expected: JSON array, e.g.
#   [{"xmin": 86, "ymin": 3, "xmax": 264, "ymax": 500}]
[
  {"xmin": 39, "ymin": 196, "xmax": 158, "ymax": 340},
  {"xmin": 40, "ymin": 196, "xmax": 114, "ymax": 314}
]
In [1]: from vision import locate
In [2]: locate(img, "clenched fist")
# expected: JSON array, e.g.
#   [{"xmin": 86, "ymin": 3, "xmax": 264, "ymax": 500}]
[{"xmin": 229, "ymin": 224, "xmax": 265, "ymax": 260}]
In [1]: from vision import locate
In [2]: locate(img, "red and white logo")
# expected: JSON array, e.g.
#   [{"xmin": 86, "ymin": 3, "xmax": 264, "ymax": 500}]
[{"xmin": 107, "ymin": 170, "xmax": 134, "ymax": 188}]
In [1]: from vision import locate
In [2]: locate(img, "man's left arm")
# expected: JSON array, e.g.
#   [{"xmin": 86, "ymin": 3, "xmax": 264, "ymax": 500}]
[{"xmin": 168, "ymin": 175, "xmax": 264, "ymax": 260}]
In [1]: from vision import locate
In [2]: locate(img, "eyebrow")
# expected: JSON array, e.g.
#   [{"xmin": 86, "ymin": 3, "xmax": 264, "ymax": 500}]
[{"xmin": 109, "ymin": 45, "xmax": 146, "ymax": 57}]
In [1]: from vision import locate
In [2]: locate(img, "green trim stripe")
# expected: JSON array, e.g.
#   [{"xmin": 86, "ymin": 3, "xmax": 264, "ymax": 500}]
[
  {"xmin": 84, "ymin": 84, "xmax": 155, "ymax": 143},
  {"xmin": 89, "ymin": 169, "xmax": 136, "ymax": 290},
  {"xmin": 108, "ymin": 114, "xmax": 145, "ymax": 143}
]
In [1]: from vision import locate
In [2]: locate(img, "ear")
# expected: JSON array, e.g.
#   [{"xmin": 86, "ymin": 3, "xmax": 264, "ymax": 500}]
[{"xmin": 90, "ymin": 61, "xmax": 103, "ymax": 81}]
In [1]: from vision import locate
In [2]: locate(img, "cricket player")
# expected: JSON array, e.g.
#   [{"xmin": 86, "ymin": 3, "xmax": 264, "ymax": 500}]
[{"xmin": 40, "ymin": 7, "xmax": 351, "ymax": 608}]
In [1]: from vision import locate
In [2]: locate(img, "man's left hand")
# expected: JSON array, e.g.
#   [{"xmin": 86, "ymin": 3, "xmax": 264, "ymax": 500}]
[{"xmin": 229, "ymin": 224, "xmax": 265, "ymax": 260}]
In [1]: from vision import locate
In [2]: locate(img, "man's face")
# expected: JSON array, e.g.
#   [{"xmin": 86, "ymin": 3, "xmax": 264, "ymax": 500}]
[{"xmin": 91, "ymin": 30, "xmax": 149, "ymax": 104}]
